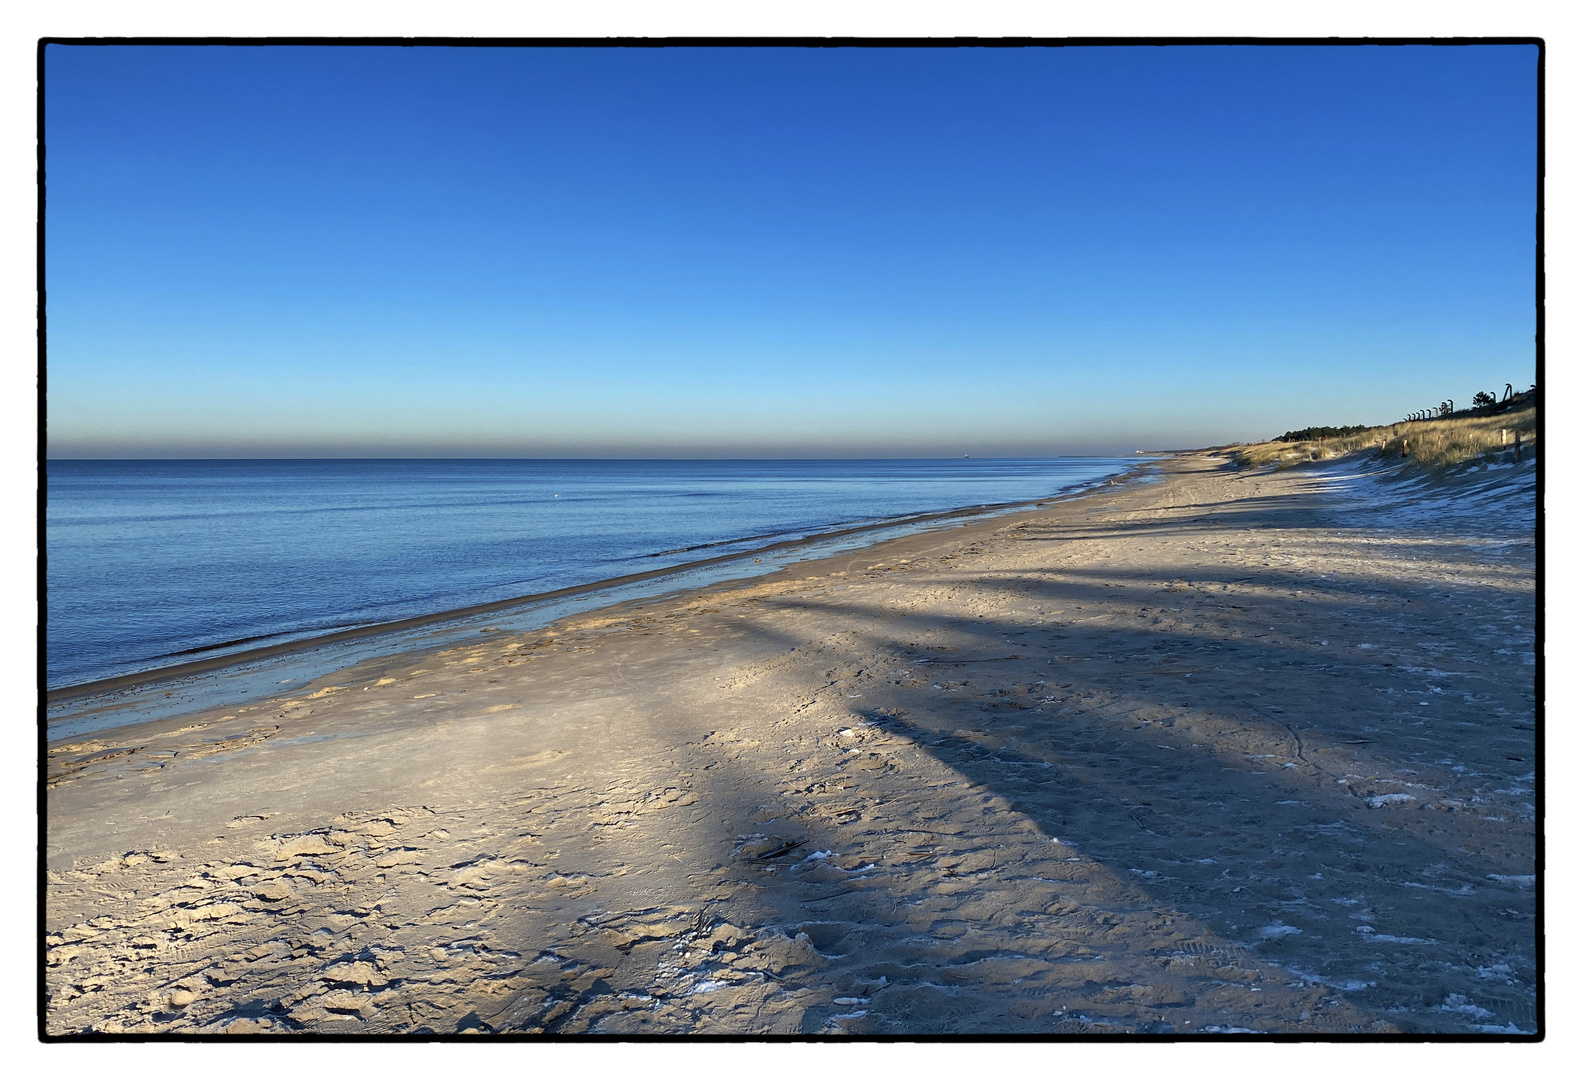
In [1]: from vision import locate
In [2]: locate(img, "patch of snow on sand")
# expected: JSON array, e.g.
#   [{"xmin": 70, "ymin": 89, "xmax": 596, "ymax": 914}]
[
  {"xmin": 1285, "ymin": 964, "xmax": 1376, "ymax": 993},
  {"xmin": 1355, "ymin": 926, "xmax": 1435, "ymax": 944},
  {"xmin": 1438, "ymin": 994, "xmax": 1494, "ymax": 1020},
  {"xmin": 1306, "ymin": 457, "xmax": 1536, "ymax": 536}
]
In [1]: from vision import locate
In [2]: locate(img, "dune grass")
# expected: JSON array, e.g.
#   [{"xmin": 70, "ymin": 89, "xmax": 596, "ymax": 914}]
[{"xmin": 1231, "ymin": 400, "xmax": 1537, "ymax": 471}]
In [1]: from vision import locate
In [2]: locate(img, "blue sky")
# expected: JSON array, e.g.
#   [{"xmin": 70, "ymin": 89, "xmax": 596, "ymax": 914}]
[{"xmin": 45, "ymin": 44, "xmax": 1538, "ymax": 457}]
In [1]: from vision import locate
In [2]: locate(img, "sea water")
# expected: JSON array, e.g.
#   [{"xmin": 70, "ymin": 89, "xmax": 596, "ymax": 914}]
[{"xmin": 46, "ymin": 458, "xmax": 1133, "ymax": 691}]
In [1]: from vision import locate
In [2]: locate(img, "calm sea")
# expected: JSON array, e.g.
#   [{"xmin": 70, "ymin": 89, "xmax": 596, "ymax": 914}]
[{"xmin": 45, "ymin": 458, "xmax": 1132, "ymax": 690}]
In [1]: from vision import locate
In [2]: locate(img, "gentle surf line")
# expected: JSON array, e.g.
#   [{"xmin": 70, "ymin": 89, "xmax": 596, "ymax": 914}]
[
  {"xmin": 645, "ymin": 526, "xmax": 816, "ymax": 557},
  {"xmin": 46, "ymin": 468, "xmax": 1144, "ymax": 705}
]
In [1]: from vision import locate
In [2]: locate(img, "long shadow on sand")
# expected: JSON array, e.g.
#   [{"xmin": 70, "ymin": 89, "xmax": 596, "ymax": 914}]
[{"xmin": 690, "ymin": 478, "xmax": 1539, "ymax": 1034}]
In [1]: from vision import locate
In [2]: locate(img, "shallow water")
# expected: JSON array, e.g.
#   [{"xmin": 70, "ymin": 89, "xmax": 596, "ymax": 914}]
[{"xmin": 46, "ymin": 457, "xmax": 1133, "ymax": 691}]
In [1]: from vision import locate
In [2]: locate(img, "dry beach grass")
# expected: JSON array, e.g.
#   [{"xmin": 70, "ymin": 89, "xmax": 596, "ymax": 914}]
[
  {"xmin": 44, "ymin": 450, "xmax": 1538, "ymax": 1036},
  {"xmin": 1232, "ymin": 400, "xmax": 1538, "ymax": 471}
]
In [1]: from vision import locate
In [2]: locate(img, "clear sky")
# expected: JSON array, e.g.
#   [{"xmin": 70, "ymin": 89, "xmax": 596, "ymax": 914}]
[{"xmin": 44, "ymin": 43, "xmax": 1538, "ymax": 457}]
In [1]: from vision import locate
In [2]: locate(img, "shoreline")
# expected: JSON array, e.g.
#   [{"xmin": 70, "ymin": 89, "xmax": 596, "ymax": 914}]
[
  {"xmin": 45, "ymin": 451, "xmax": 1538, "ymax": 1035},
  {"xmin": 47, "ymin": 461, "xmax": 1150, "ymax": 720}
]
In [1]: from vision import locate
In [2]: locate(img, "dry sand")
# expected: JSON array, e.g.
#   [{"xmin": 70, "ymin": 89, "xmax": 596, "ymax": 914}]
[{"xmin": 44, "ymin": 452, "xmax": 1538, "ymax": 1036}]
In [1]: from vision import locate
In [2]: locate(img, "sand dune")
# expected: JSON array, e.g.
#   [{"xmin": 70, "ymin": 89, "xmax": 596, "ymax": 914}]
[{"xmin": 44, "ymin": 452, "xmax": 1538, "ymax": 1035}]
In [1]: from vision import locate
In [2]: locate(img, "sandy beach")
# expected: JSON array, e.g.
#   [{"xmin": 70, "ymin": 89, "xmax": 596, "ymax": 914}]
[{"xmin": 43, "ymin": 451, "xmax": 1538, "ymax": 1036}]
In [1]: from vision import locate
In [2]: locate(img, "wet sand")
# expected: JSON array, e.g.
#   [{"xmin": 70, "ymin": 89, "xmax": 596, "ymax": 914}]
[{"xmin": 44, "ymin": 452, "xmax": 1538, "ymax": 1036}]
